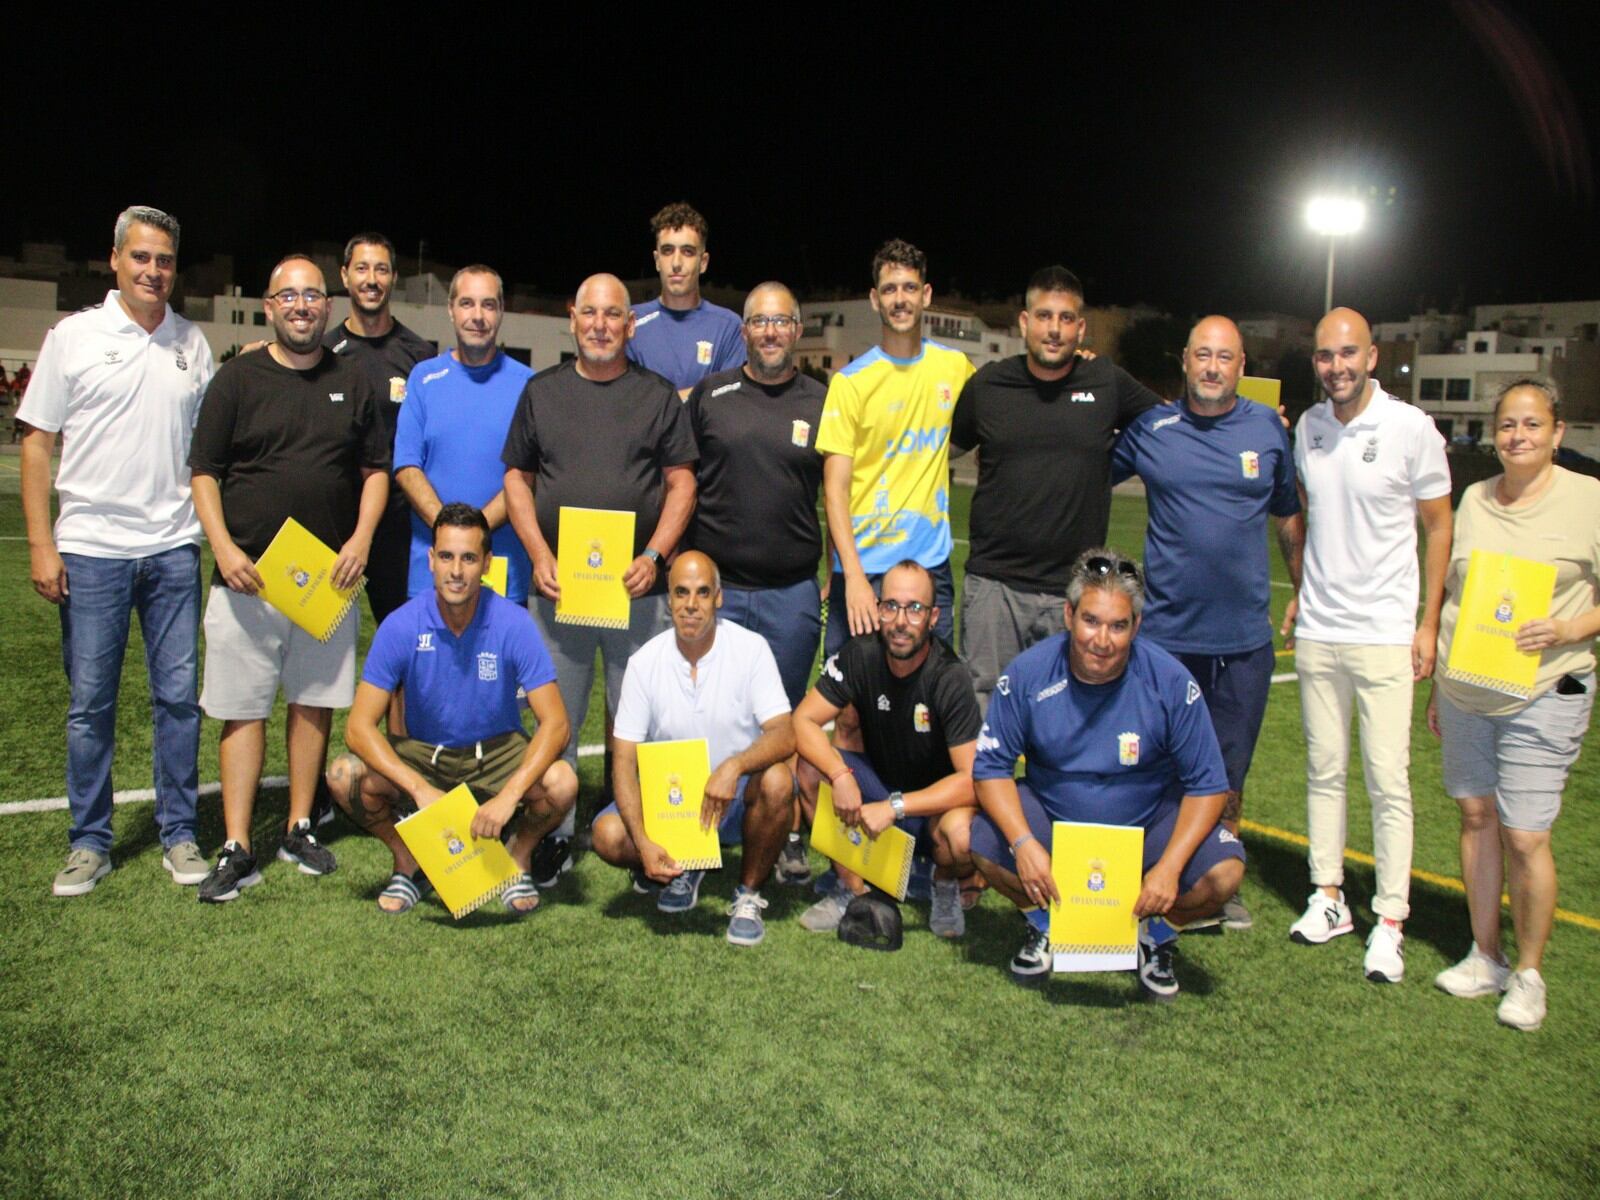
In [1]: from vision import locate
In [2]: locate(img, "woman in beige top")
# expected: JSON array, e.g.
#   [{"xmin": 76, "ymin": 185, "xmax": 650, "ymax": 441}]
[{"xmin": 1427, "ymin": 377, "xmax": 1600, "ymax": 1032}]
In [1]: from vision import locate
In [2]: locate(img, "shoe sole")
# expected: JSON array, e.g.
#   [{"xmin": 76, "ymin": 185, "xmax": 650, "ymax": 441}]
[
  {"xmin": 1435, "ymin": 976, "xmax": 1508, "ymax": 998},
  {"xmin": 1223, "ymin": 916, "xmax": 1254, "ymax": 931},
  {"xmin": 1140, "ymin": 980, "xmax": 1180, "ymax": 1001},
  {"xmin": 726, "ymin": 924, "xmax": 765, "ymax": 947},
  {"xmin": 53, "ymin": 862, "xmax": 112, "ymax": 896},
  {"xmin": 1365, "ymin": 967, "xmax": 1404, "ymax": 984},
  {"xmin": 1009, "ymin": 965, "xmax": 1049, "ymax": 985},
  {"xmin": 162, "ymin": 856, "xmax": 209, "ymax": 886},
  {"xmin": 1290, "ymin": 921, "xmax": 1354, "ymax": 945},
  {"xmin": 277, "ymin": 847, "xmax": 335, "ymax": 876},
  {"xmin": 199, "ymin": 871, "xmax": 263, "ymax": 903},
  {"xmin": 1497, "ymin": 1011, "xmax": 1543, "ymax": 1032}
]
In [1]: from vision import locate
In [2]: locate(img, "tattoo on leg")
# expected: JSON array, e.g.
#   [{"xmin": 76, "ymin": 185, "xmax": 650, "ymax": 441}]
[{"xmin": 1222, "ymin": 789, "xmax": 1242, "ymax": 825}]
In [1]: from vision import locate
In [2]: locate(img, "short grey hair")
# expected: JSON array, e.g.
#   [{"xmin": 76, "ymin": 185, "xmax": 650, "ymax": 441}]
[
  {"xmin": 449, "ymin": 265, "xmax": 504, "ymax": 306},
  {"xmin": 114, "ymin": 206, "xmax": 180, "ymax": 252},
  {"xmin": 1065, "ymin": 547, "xmax": 1145, "ymax": 618},
  {"xmin": 743, "ymin": 281, "xmax": 802, "ymax": 322}
]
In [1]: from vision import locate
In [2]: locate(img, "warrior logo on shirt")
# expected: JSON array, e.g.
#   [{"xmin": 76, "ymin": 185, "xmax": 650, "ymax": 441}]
[
  {"xmin": 477, "ymin": 652, "xmax": 498, "ymax": 682},
  {"xmin": 1087, "ymin": 858, "xmax": 1107, "ymax": 892},
  {"xmin": 877, "ymin": 694, "xmax": 891, "ymax": 712},
  {"xmin": 1362, "ymin": 437, "xmax": 1378, "ymax": 463},
  {"xmin": 443, "ymin": 827, "xmax": 466, "ymax": 856},
  {"xmin": 1240, "ymin": 450, "xmax": 1260, "ymax": 479},
  {"xmin": 587, "ymin": 540, "xmax": 604, "ymax": 569},
  {"xmin": 913, "ymin": 703, "xmax": 931, "ymax": 733},
  {"xmin": 1118, "ymin": 732, "xmax": 1140, "ymax": 766},
  {"xmin": 389, "ymin": 377, "xmax": 406, "ymax": 403},
  {"xmin": 667, "ymin": 774, "xmax": 685, "ymax": 806},
  {"xmin": 417, "ymin": 633, "xmax": 435, "ymax": 653},
  {"xmin": 696, "ymin": 340, "xmax": 713, "ymax": 365},
  {"xmin": 175, "ymin": 350, "xmax": 188, "ymax": 371}
]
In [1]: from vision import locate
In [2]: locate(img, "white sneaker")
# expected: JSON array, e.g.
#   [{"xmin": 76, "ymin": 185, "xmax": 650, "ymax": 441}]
[
  {"xmin": 1498, "ymin": 968, "xmax": 1547, "ymax": 1032},
  {"xmin": 799, "ymin": 887, "xmax": 853, "ymax": 933},
  {"xmin": 1363, "ymin": 919, "xmax": 1405, "ymax": 983},
  {"xmin": 929, "ymin": 878, "xmax": 965, "ymax": 939},
  {"xmin": 1434, "ymin": 944, "xmax": 1511, "ymax": 998},
  {"xmin": 1289, "ymin": 889, "xmax": 1354, "ymax": 945}
]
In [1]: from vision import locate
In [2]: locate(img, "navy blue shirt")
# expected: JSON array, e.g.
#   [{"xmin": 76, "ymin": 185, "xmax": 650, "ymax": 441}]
[
  {"xmin": 363, "ymin": 590, "xmax": 557, "ymax": 746},
  {"xmin": 626, "ymin": 299, "xmax": 746, "ymax": 393},
  {"xmin": 1111, "ymin": 399, "xmax": 1299, "ymax": 655},
  {"xmin": 974, "ymin": 637, "xmax": 1228, "ymax": 828}
]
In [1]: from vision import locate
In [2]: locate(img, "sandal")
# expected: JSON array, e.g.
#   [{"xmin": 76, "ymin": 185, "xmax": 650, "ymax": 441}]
[
  {"xmin": 378, "ymin": 870, "xmax": 428, "ymax": 915},
  {"xmin": 503, "ymin": 872, "xmax": 541, "ymax": 918}
]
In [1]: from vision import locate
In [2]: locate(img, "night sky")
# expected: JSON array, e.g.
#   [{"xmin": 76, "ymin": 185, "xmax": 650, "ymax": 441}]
[{"xmin": 9, "ymin": 1, "xmax": 1596, "ymax": 321}]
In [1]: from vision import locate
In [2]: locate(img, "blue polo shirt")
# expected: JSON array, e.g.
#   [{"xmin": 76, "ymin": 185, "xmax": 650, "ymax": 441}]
[
  {"xmin": 973, "ymin": 636, "xmax": 1228, "ymax": 828},
  {"xmin": 1111, "ymin": 398, "xmax": 1299, "ymax": 655},
  {"xmin": 626, "ymin": 299, "xmax": 746, "ymax": 392},
  {"xmin": 394, "ymin": 351, "xmax": 534, "ymax": 603},
  {"xmin": 363, "ymin": 590, "xmax": 556, "ymax": 746}
]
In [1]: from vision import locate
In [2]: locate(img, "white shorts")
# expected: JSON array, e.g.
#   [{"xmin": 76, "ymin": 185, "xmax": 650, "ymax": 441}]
[{"xmin": 199, "ymin": 585, "xmax": 358, "ymax": 719}]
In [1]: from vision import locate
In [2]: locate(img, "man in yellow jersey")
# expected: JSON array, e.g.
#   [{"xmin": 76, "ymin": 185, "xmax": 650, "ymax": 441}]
[{"xmin": 816, "ymin": 239, "xmax": 974, "ymax": 658}]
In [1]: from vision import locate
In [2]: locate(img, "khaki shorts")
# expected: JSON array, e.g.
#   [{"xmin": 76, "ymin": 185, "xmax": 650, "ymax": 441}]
[
  {"xmin": 387, "ymin": 730, "xmax": 532, "ymax": 810},
  {"xmin": 199, "ymin": 585, "xmax": 357, "ymax": 719}
]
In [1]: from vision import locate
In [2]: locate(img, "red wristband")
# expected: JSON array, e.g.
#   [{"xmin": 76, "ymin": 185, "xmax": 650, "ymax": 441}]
[{"xmin": 829, "ymin": 767, "xmax": 855, "ymax": 784}]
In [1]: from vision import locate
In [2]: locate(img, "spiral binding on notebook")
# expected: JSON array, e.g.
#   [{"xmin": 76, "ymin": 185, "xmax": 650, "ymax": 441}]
[
  {"xmin": 1050, "ymin": 939, "xmax": 1136, "ymax": 956},
  {"xmin": 1442, "ymin": 667, "xmax": 1533, "ymax": 700},
  {"xmin": 891, "ymin": 852, "xmax": 913, "ymax": 902},
  {"xmin": 673, "ymin": 855, "xmax": 723, "ymax": 872},
  {"xmin": 314, "ymin": 578, "xmax": 365, "ymax": 643}
]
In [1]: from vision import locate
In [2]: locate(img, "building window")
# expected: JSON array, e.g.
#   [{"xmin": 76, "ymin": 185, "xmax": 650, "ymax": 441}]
[
  {"xmin": 1419, "ymin": 379, "xmax": 1443, "ymax": 401},
  {"xmin": 822, "ymin": 356, "xmax": 833, "ymax": 369},
  {"xmin": 1474, "ymin": 340, "xmax": 1489, "ymax": 352},
  {"xmin": 1446, "ymin": 378, "xmax": 1471, "ymax": 401},
  {"xmin": 1436, "ymin": 418, "xmax": 1454, "ymax": 439},
  {"xmin": 230, "ymin": 310, "xmax": 243, "ymax": 325},
  {"xmin": 252, "ymin": 312, "xmax": 266, "ymax": 326},
  {"xmin": 1467, "ymin": 420, "xmax": 1484, "ymax": 442}
]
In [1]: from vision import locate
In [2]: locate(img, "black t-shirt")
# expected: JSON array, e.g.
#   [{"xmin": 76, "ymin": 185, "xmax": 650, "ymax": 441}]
[
  {"xmin": 815, "ymin": 634, "xmax": 983, "ymax": 793},
  {"xmin": 686, "ymin": 367, "xmax": 827, "ymax": 589},
  {"xmin": 501, "ymin": 361, "xmax": 697, "ymax": 596},
  {"xmin": 189, "ymin": 349, "xmax": 390, "ymax": 581},
  {"xmin": 950, "ymin": 355, "xmax": 1162, "ymax": 590},
  {"xmin": 325, "ymin": 319, "xmax": 435, "ymax": 518}
]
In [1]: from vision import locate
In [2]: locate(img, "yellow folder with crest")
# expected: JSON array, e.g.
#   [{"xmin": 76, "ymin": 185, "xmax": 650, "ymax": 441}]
[
  {"xmin": 254, "ymin": 517, "xmax": 363, "ymax": 642},
  {"xmin": 556, "ymin": 507, "xmax": 634, "ymax": 628},
  {"xmin": 810, "ymin": 781, "xmax": 916, "ymax": 900},
  {"xmin": 1444, "ymin": 550, "xmax": 1557, "ymax": 699},
  {"xmin": 394, "ymin": 785, "xmax": 521, "ymax": 918},
  {"xmin": 1049, "ymin": 821, "xmax": 1144, "ymax": 973},
  {"xmin": 638, "ymin": 739, "xmax": 722, "ymax": 871}
]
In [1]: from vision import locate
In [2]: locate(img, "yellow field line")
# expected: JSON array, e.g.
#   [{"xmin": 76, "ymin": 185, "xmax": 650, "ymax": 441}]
[{"xmin": 1240, "ymin": 817, "xmax": 1600, "ymax": 932}]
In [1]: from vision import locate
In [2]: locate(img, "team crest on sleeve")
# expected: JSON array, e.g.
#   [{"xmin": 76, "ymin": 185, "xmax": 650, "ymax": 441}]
[
  {"xmin": 1240, "ymin": 450, "xmax": 1260, "ymax": 479},
  {"xmin": 477, "ymin": 652, "xmax": 498, "ymax": 682},
  {"xmin": 791, "ymin": 419, "xmax": 811, "ymax": 448},
  {"xmin": 913, "ymin": 703, "xmax": 931, "ymax": 733},
  {"xmin": 389, "ymin": 377, "xmax": 407, "ymax": 403},
  {"xmin": 1186, "ymin": 680, "xmax": 1201, "ymax": 705},
  {"xmin": 696, "ymin": 340, "xmax": 713, "ymax": 365},
  {"xmin": 1118, "ymin": 732, "xmax": 1141, "ymax": 765}
]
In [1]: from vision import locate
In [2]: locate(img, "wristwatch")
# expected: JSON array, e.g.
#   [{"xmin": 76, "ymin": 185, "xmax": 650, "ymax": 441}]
[
  {"xmin": 642, "ymin": 548, "xmax": 664, "ymax": 568},
  {"xmin": 888, "ymin": 791, "xmax": 906, "ymax": 821}
]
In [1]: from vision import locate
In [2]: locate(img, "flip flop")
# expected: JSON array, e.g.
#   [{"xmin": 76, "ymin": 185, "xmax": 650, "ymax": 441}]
[
  {"xmin": 503, "ymin": 872, "xmax": 541, "ymax": 918},
  {"xmin": 378, "ymin": 870, "xmax": 427, "ymax": 915}
]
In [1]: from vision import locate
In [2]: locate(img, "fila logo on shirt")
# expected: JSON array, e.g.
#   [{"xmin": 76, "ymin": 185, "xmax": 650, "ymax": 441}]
[
  {"xmin": 1070, "ymin": 391, "xmax": 1096, "ymax": 404},
  {"xmin": 913, "ymin": 703, "xmax": 931, "ymax": 733},
  {"xmin": 416, "ymin": 633, "xmax": 435, "ymax": 653},
  {"xmin": 876, "ymin": 694, "xmax": 891, "ymax": 712},
  {"xmin": 329, "ymin": 392, "xmax": 345, "ymax": 403},
  {"xmin": 1118, "ymin": 732, "xmax": 1141, "ymax": 766},
  {"xmin": 1239, "ymin": 450, "xmax": 1259, "ymax": 479},
  {"xmin": 477, "ymin": 652, "xmax": 498, "ymax": 682}
]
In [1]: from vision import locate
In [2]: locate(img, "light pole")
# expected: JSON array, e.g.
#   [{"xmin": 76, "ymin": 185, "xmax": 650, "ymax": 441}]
[{"xmin": 1305, "ymin": 196, "xmax": 1366, "ymax": 312}]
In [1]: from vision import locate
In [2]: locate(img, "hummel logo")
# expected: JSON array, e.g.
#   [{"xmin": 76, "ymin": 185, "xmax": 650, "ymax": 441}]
[{"xmin": 876, "ymin": 694, "xmax": 891, "ymax": 712}]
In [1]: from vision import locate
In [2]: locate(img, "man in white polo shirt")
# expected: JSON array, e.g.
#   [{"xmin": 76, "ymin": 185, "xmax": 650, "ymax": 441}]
[
  {"xmin": 20, "ymin": 205, "xmax": 216, "ymax": 897},
  {"xmin": 1283, "ymin": 307, "xmax": 1452, "ymax": 982},
  {"xmin": 590, "ymin": 551, "xmax": 796, "ymax": 946}
]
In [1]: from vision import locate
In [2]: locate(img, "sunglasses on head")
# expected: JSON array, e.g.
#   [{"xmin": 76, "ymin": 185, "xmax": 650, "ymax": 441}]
[{"xmin": 1082, "ymin": 555, "xmax": 1141, "ymax": 584}]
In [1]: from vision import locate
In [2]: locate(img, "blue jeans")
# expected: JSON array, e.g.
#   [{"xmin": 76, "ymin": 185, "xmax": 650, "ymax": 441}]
[
  {"xmin": 59, "ymin": 545, "xmax": 201, "ymax": 853},
  {"xmin": 719, "ymin": 578, "xmax": 822, "ymax": 708}
]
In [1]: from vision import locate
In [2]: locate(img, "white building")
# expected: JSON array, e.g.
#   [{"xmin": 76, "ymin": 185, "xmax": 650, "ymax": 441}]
[{"xmin": 794, "ymin": 297, "xmax": 1023, "ymax": 377}]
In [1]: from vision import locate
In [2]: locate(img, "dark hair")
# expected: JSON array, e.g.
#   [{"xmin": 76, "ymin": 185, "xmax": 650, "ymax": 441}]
[
  {"xmin": 871, "ymin": 239, "xmax": 927, "ymax": 287},
  {"xmin": 1025, "ymin": 265, "xmax": 1085, "ymax": 305},
  {"xmin": 1493, "ymin": 376, "xmax": 1562, "ymax": 425},
  {"xmin": 879, "ymin": 558, "xmax": 936, "ymax": 605},
  {"xmin": 342, "ymin": 232, "xmax": 396, "ymax": 268},
  {"xmin": 432, "ymin": 503, "xmax": 492, "ymax": 555},
  {"xmin": 650, "ymin": 202, "xmax": 709, "ymax": 245}
]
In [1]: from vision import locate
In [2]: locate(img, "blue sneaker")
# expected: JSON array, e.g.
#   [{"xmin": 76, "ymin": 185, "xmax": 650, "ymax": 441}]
[
  {"xmin": 657, "ymin": 869, "xmax": 704, "ymax": 914},
  {"xmin": 907, "ymin": 854, "xmax": 935, "ymax": 902},
  {"xmin": 726, "ymin": 885, "xmax": 768, "ymax": 946}
]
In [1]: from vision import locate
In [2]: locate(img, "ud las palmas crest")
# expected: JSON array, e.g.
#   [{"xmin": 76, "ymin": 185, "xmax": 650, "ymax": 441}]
[
  {"xmin": 587, "ymin": 540, "xmax": 604, "ymax": 569},
  {"xmin": 1087, "ymin": 857, "xmax": 1107, "ymax": 892},
  {"xmin": 287, "ymin": 563, "xmax": 310, "ymax": 588},
  {"xmin": 442, "ymin": 826, "xmax": 466, "ymax": 856},
  {"xmin": 667, "ymin": 774, "xmax": 685, "ymax": 806},
  {"xmin": 1495, "ymin": 590, "xmax": 1516, "ymax": 624}
]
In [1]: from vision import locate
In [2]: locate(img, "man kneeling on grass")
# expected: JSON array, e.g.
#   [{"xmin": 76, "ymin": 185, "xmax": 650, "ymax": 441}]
[
  {"xmin": 591, "ymin": 551, "xmax": 795, "ymax": 946},
  {"xmin": 969, "ymin": 548, "xmax": 1245, "ymax": 999},
  {"xmin": 326, "ymin": 504, "xmax": 575, "ymax": 915}
]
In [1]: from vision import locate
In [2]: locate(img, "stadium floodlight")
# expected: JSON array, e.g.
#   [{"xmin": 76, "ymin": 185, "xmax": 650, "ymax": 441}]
[{"xmin": 1306, "ymin": 196, "xmax": 1367, "ymax": 313}]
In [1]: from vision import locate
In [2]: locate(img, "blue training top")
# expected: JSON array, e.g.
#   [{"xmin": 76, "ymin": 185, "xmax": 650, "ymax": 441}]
[
  {"xmin": 1111, "ymin": 399, "xmax": 1299, "ymax": 655},
  {"xmin": 363, "ymin": 590, "xmax": 556, "ymax": 747},
  {"xmin": 973, "ymin": 636, "xmax": 1228, "ymax": 828},
  {"xmin": 626, "ymin": 299, "xmax": 746, "ymax": 392},
  {"xmin": 393, "ymin": 351, "xmax": 534, "ymax": 603}
]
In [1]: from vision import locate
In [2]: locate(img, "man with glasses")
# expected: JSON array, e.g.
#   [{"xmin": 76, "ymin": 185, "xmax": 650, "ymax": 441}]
[
  {"xmin": 628, "ymin": 202, "xmax": 745, "ymax": 399},
  {"xmin": 21, "ymin": 205, "xmax": 215, "ymax": 896},
  {"xmin": 792, "ymin": 560, "xmax": 983, "ymax": 939},
  {"xmin": 968, "ymin": 549, "xmax": 1245, "ymax": 999},
  {"xmin": 188, "ymin": 255, "xmax": 391, "ymax": 902}
]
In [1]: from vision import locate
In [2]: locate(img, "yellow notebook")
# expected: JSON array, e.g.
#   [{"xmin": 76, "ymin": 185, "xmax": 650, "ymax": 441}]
[
  {"xmin": 556, "ymin": 507, "xmax": 634, "ymax": 628},
  {"xmin": 1236, "ymin": 375, "xmax": 1282, "ymax": 409},
  {"xmin": 810, "ymin": 781, "xmax": 916, "ymax": 900},
  {"xmin": 1444, "ymin": 550, "xmax": 1557, "ymax": 699},
  {"xmin": 638, "ymin": 739, "xmax": 722, "ymax": 871},
  {"xmin": 481, "ymin": 555, "xmax": 507, "ymax": 597},
  {"xmin": 395, "ymin": 785, "xmax": 521, "ymax": 918},
  {"xmin": 1048, "ymin": 821, "xmax": 1143, "ymax": 973},
  {"xmin": 254, "ymin": 517, "xmax": 363, "ymax": 642}
]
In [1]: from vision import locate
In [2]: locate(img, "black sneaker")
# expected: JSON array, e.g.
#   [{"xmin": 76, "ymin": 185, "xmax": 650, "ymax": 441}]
[
  {"xmin": 532, "ymin": 835, "xmax": 572, "ymax": 889},
  {"xmin": 775, "ymin": 832, "xmax": 811, "ymax": 886},
  {"xmin": 278, "ymin": 819, "xmax": 337, "ymax": 876},
  {"xmin": 1010, "ymin": 921, "xmax": 1051, "ymax": 982},
  {"xmin": 198, "ymin": 841, "xmax": 263, "ymax": 903},
  {"xmin": 1138, "ymin": 920, "xmax": 1180, "ymax": 1001}
]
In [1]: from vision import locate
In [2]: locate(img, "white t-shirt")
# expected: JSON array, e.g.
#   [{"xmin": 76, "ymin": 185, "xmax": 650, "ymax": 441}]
[
  {"xmin": 614, "ymin": 619, "xmax": 791, "ymax": 768},
  {"xmin": 1293, "ymin": 386, "xmax": 1451, "ymax": 644},
  {"xmin": 18, "ymin": 291, "xmax": 214, "ymax": 557}
]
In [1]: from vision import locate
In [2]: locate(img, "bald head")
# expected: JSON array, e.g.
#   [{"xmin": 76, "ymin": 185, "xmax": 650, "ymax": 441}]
[
  {"xmin": 668, "ymin": 550, "xmax": 720, "ymax": 591},
  {"xmin": 667, "ymin": 551, "xmax": 722, "ymax": 650},
  {"xmin": 1183, "ymin": 315, "xmax": 1246, "ymax": 412},
  {"xmin": 569, "ymin": 273, "xmax": 635, "ymax": 377},
  {"xmin": 743, "ymin": 281, "xmax": 799, "ymax": 321},
  {"xmin": 1313, "ymin": 306, "xmax": 1378, "ymax": 410},
  {"xmin": 267, "ymin": 254, "xmax": 325, "ymax": 295},
  {"xmin": 742, "ymin": 281, "xmax": 802, "ymax": 383},
  {"xmin": 575, "ymin": 273, "xmax": 630, "ymax": 311}
]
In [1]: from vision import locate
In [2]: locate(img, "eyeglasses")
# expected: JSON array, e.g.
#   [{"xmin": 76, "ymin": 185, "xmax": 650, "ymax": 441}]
[
  {"xmin": 1081, "ymin": 555, "xmax": 1142, "ymax": 584},
  {"xmin": 745, "ymin": 314, "xmax": 800, "ymax": 331},
  {"xmin": 268, "ymin": 288, "xmax": 328, "ymax": 307},
  {"xmin": 878, "ymin": 599, "xmax": 931, "ymax": 622}
]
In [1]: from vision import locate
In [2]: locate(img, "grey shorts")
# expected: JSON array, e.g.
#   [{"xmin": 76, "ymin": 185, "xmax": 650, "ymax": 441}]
[
  {"xmin": 199, "ymin": 585, "xmax": 358, "ymax": 719},
  {"xmin": 1437, "ymin": 675, "xmax": 1595, "ymax": 832},
  {"xmin": 959, "ymin": 572, "xmax": 1067, "ymax": 707}
]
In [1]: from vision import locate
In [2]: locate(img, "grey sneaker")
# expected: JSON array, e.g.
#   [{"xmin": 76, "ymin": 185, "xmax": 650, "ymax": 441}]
[
  {"xmin": 657, "ymin": 869, "xmax": 704, "ymax": 914},
  {"xmin": 162, "ymin": 841, "xmax": 209, "ymax": 886},
  {"xmin": 799, "ymin": 886, "xmax": 854, "ymax": 932},
  {"xmin": 775, "ymin": 833, "xmax": 811, "ymax": 885},
  {"xmin": 929, "ymin": 877, "xmax": 965, "ymax": 939},
  {"xmin": 278, "ymin": 819, "xmax": 337, "ymax": 876},
  {"xmin": 53, "ymin": 848, "xmax": 111, "ymax": 897},
  {"xmin": 1222, "ymin": 895, "xmax": 1253, "ymax": 930},
  {"xmin": 726, "ymin": 886, "xmax": 769, "ymax": 946}
]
